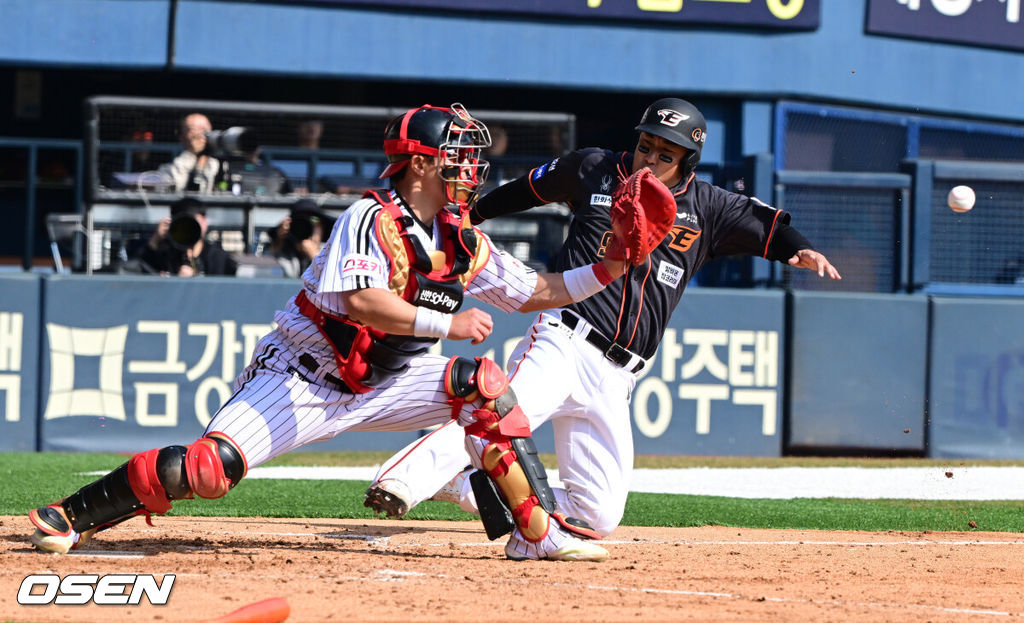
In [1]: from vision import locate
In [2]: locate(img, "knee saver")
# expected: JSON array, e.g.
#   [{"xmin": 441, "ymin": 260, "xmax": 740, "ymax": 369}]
[
  {"xmin": 445, "ymin": 356, "xmax": 530, "ymax": 439},
  {"xmin": 185, "ymin": 434, "xmax": 247, "ymax": 499},
  {"xmin": 126, "ymin": 434, "xmax": 247, "ymax": 511}
]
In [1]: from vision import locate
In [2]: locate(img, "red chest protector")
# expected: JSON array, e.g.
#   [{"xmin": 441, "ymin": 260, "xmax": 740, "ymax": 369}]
[{"xmin": 296, "ymin": 189, "xmax": 489, "ymax": 393}]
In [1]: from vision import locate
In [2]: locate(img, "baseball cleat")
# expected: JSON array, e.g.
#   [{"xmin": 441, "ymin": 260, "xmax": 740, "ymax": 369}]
[
  {"xmin": 364, "ymin": 480, "xmax": 412, "ymax": 518},
  {"xmin": 504, "ymin": 525, "xmax": 609, "ymax": 562},
  {"xmin": 28, "ymin": 504, "xmax": 89, "ymax": 554},
  {"xmin": 30, "ymin": 529, "xmax": 78, "ymax": 555},
  {"xmin": 428, "ymin": 466, "xmax": 472, "ymax": 505}
]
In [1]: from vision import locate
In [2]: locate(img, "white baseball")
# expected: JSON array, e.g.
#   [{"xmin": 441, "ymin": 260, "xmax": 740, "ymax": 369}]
[{"xmin": 947, "ymin": 185, "xmax": 975, "ymax": 213}]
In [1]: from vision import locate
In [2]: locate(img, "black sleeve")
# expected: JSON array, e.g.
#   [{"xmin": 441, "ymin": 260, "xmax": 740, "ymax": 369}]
[
  {"xmin": 765, "ymin": 222, "xmax": 814, "ymax": 262},
  {"xmin": 469, "ymin": 150, "xmax": 587, "ymax": 224},
  {"xmin": 469, "ymin": 176, "xmax": 543, "ymax": 224}
]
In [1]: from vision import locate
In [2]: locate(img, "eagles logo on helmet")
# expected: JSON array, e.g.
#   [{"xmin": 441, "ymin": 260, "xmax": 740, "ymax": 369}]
[
  {"xmin": 380, "ymin": 103, "xmax": 492, "ymax": 210},
  {"xmin": 635, "ymin": 97, "xmax": 707, "ymax": 180}
]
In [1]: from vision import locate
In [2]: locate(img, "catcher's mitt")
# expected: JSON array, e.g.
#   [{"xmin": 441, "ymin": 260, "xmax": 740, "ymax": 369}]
[{"xmin": 605, "ymin": 168, "xmax": 676, "ymax": 265}]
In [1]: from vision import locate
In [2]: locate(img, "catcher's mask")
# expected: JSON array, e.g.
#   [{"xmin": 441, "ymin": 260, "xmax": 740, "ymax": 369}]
[
  {"xmin": 634, "ymin": 97, "xmax": 706, "ymax": 180},
  {"xmin": 380, "ymin": 103, "xmax": 491, "ymax": 210}
]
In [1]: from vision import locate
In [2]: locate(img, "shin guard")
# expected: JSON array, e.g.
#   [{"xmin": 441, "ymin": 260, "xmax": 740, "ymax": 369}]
[
  {"xmin": 447, "ymin": 355, "xmax": 600, "ymax": 543},
  {"xmin": 55, "ymin": 434, "xmax": 246, "ymax": 534}
]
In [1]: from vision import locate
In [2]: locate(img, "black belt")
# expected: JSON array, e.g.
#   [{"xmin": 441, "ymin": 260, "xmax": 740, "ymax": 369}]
[{"xmin": 560, "ymin": 310, "xmax": 645, "ymax": 374}]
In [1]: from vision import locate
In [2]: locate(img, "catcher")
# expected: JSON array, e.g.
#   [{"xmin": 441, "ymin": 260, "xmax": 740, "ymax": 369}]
[
  {"xmin": 28, "ymin": 103, "xmax": 634, "ymax": 562},
  {"xmin": 365, "ymin": 97, "xmax": 841, "ymax": 543}
]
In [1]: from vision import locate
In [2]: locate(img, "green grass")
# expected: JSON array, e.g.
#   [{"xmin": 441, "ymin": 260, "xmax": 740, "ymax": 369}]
[{"xmin": 3, "ymin": 452, "xmax": 1023, "ymax": 533}]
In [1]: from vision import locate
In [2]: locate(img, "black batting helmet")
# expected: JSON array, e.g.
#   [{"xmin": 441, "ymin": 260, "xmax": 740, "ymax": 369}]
[{"xmin": 635, "ymin": 97, "xmax": 706, "ymax": 179}]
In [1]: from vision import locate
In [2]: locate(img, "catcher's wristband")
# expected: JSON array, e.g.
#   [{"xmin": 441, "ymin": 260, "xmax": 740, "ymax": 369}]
[
  {"xmin": 413, "ymin": 307, "xmax": 453, "ymax": 338},
  {"xmin": 563, "ymin": 263, "xmax": 615, "ymax": 302}
]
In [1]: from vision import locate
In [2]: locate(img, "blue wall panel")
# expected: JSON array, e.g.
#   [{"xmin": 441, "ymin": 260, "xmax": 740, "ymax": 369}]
[
  {"xmin": 0, "ymin": 275, "xmax": 42, "ymax": 451},
  {"xmin": 38, "ymin": 276, "xmax": 420, "ymax": 454},
  {"xmin": 788, "ymin": 292, "xmax": 928, "ymax": 452},
  {"xmin": 929, "ymin": 298, "xmax": 1024, "ymax": 458},
  {"xmin": 0, "ymin": 0, "xmax": 169, "ymax": 67},
  {"xmin": 31, "ymin": 277, "xmax": 784, "ymax": 457}
]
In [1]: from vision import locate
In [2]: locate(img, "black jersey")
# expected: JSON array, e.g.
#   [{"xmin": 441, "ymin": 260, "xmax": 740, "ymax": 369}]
[{"xmin": 477, "ymin": 148, "xmax": 793, "ymax": 360}]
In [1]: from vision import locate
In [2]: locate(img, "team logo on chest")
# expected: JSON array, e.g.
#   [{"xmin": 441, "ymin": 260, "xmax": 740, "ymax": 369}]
[
  {"xmin": 667, "ymin": 225, "xmax": 702, "ymax": 252},
  {"xmin": 600, "ymin": 175, "xmax": 613, "ymax": 193},
  {"xmin": 657, "ymin": 261, "xmax": 685, "ymax": 288}
]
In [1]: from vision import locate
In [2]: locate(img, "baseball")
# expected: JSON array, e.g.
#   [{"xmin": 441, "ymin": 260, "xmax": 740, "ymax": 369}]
[{"xmin": 947, "ymin": 185, "xmax": 975, "ymax": 213}]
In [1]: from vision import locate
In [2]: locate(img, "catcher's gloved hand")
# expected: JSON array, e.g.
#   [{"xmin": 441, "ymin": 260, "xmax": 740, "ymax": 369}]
[{"xmin": 605, "ymin": 168, "xmax": 677, "ymax": 266}]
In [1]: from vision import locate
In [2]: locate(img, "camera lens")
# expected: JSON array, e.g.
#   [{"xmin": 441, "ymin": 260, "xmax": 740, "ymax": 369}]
[
  {"xmin": 169, "ymin": 213, "xmax": 202, "ymax": 249},
  {"xmin": 289, "ymin": 215, "xmax": 317, "ymax": 241}
]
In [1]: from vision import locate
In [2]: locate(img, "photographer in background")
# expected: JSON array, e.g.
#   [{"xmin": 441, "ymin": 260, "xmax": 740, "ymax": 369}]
[
  {"xmin": 158, "ymin": 113, "xmax": 221, "ymax": 193},
  {"xmin": 137, "ymin": 198, "xmax": 238, "ymax": 277},
  {"xmin": 267, "ymin": 198, "xmax": 333, "ymax": 278}
]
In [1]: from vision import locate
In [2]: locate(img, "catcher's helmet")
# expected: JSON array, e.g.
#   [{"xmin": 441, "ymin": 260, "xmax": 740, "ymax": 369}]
[
  {"xmin": 380, "ymin": 103, "xmax": 491, "ymax": 209},
  {"xmin": 634, "ymin": 97, "xmax": 706, "ymax": 179}
]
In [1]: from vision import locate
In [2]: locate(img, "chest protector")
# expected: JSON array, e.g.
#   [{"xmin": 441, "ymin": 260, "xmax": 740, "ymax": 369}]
[{"xmin": 297, "ymin": 189, "xmax": 490, "ymax": 393}]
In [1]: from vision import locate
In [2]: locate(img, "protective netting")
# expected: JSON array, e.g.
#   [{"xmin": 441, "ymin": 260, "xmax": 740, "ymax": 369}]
[
  {"xmin": 779, "ymin": 186, "xmax": 899, "ymax": 293},
  {"xmin": 929, "ymin": 180, "xmax": 1024, "ymax": 285}
]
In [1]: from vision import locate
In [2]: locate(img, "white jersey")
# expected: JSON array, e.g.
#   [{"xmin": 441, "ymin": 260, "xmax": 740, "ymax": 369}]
[
  {"xmin": 299, "ymin": 190, "xmax": 538, "ymax": 317},
  {"xmin": 204, "ymin": 190, "xmax": 539, "ymax": 467}
]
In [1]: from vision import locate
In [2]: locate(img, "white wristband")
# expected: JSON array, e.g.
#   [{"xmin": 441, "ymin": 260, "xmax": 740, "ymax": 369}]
[
  {"xmin": 413, "ymin": 307, "xmax": 453, "ymax": 338},
  {"xmin": 563, "ymin": 263, "xmax": 611, "ymax": 302}
]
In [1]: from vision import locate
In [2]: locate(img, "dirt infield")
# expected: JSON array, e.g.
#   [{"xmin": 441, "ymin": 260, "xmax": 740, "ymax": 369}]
[{"xmin": 2, "ymin": 516, "xmax": 1023, "ymax": 622}]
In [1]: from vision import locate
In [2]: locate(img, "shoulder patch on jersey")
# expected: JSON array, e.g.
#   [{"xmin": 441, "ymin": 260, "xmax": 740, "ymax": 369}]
[
  {"xmin": 656, "ymin": 261, "xmax": 685, "ymax": 289},
  {"xmin": 342, "ymin": 253, "xmax": 386, "ymax": 281},
  {"xmin": 590, "ymin": 193, "xmax": 612, "ymax": 208},
  {"xmin": 531, "ymin": 159, "xmax": 556, "ymax": 181}
]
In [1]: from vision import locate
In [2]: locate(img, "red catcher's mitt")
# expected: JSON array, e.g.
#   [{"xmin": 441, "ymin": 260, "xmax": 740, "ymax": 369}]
[{"xmin": 606, "ymin": 169, "xmax": 676, "ymax": 265}]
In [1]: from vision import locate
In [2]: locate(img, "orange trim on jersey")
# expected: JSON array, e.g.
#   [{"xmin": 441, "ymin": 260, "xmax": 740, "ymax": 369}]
[
  {"xmin": 673, "ymin": 172, "xmax": 696, "ymax": 196},
  {"xmin": 762, "ymin": 209, "xmax": 784, "ymax": 259},
  {"xmin": 525, "ymin": 168, "xmax": 554, "ymax": 204},
  {"xmin": 626, "ymin": 260, "xmax": 653, "ymax": 348}
]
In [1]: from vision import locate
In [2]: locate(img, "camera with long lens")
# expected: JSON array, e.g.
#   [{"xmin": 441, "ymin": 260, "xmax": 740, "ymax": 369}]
[
  {"xmin": 168, "ymin": 213, "xmax": 202, "ymax": 250},
  {"xmin": 203, "ymin": 126, "xmax": 259, "ymax": 157},
  {"xmin": 288, "ymin": 212, "xmax": 318, "ymax": 242}
]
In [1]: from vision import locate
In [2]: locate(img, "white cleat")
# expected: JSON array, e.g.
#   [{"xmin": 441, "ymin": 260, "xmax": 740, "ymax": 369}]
[
  {"xmin": 504, "ymin": 525, "xmax": 609, "ymax": 562},
  {"xmin": 429, "ymin": 467, "xmax": 472, "ymax": 505},
  {"xmin": 364, "ymin": 479, "xmax": 413, "ymax": 519}
]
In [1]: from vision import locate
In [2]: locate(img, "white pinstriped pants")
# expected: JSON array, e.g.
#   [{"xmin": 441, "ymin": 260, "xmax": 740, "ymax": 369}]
[{"xmin": 205, "ymin": 324, "xmax": 459, "ymax": 469}]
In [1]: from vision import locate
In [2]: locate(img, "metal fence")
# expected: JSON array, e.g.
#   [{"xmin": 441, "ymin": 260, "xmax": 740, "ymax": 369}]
[
  {"xmin": 906, "ymin": 160, "xmax": 1024, "ymax": 290},
  {"xmin": 81, "ymin": 96, "xmax": 576, "ymax": 273},
  {"xmin": 774, "ymin": 171, "xmax": 911, "ymax": 293}
]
